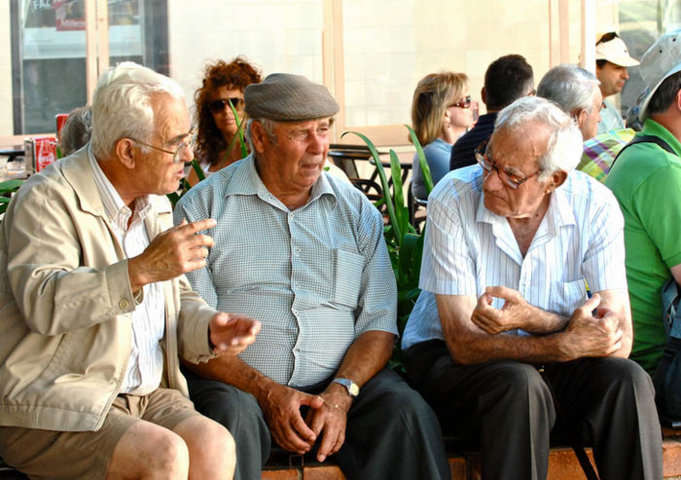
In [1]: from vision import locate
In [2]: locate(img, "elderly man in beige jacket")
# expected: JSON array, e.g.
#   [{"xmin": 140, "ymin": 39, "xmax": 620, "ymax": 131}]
[{"xmin": 0, "ymin": 62, "xmax": 260, "ymax": 479}]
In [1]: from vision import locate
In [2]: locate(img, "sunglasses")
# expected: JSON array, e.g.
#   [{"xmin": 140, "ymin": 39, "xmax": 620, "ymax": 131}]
[
  {"xmin": 448, "ymin": 95, "xmax": 472, "ymax": 109},
  {"xmin": 209, "ymin": 97, "xmax": 245, "ymax": 113}
]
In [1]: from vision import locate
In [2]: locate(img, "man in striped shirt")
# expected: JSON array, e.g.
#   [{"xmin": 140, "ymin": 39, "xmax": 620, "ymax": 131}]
[{"xmin": 402, "ymin": 96, "xmax": 661, "ymax": 480}]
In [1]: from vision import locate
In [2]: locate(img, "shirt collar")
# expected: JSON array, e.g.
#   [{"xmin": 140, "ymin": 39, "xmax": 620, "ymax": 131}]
[
  {"xmin": 88, "ymin": 146, "xmax": 152, "ymax": 230},
  {"xmin": 224, "ymin": 154, "xmax": 337, "ymax": 209}
]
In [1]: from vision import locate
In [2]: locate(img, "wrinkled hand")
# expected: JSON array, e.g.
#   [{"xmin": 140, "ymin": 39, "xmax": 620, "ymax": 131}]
[
  {"xmin": 305, "ymin": 386, "xmax": 352, "ymax": 462},
  {"xmin": 471, "ymin": 286, "xmax": 535, "ymax": 334},
  {"xmin": 561, "ymin": 293, "xmax": 623, "ymax": 360},
  {"xmin": 209, "ymin": 313, "xmax": 261, "ymax": 355},
  {"xmin": 259, "ymin": 384, "xmax": 324, "ymax": 454},
  {"xmin": 129, "ymin": 218, "xmax": 216, "ymax": 290}
]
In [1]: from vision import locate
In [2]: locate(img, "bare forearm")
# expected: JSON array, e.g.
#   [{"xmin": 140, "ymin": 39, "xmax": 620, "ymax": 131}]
[
  {"xmin": 183, "ymin": 355, "xmax": 275, "ymax": 404},
  {"xmin": 334, "ymin": 330, "xmax": 394, "ymax": 387},
  {"xmin": 445, "ymin": 330, "xmax": 570, "ymax": 365},
  {"xmin": 522, "ymin": 305, "xmax": 569, "ymax": 334}
]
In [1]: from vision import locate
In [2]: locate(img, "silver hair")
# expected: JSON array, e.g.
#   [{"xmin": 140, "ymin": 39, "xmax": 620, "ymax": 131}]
[
  {"xmin": 245, "ymin": 118, "xmax": 278, "ymax": 153},
  {"xmin": 536, "ymin": 64, "xmax": 600, "ymax": 115},
  {"xmin": 90, "ymin": 62, "xmax": 185, "ymax": 159},
  {"xmin": 494, "ymin": 96, "xmax": 584, "ymax": 180}
]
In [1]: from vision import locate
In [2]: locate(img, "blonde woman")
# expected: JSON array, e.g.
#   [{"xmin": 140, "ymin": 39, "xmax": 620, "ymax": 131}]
[{"xmin": 410, "ymin": 72, "xmax": 473, "ymax": 200}]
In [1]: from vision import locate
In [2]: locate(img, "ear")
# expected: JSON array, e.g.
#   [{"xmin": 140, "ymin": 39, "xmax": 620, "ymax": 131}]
[
  {"xmin": 250, "ymin": 121, "xmax": 268, "ymax": 154},
  {"xmin": 546, "ymin": 169, "xmax": 568, "ymax": 192},
  {"xmin": 481, "ymin": 86, "xmax": 487, "ymax": 105},
  {"xmin": 675, "ymin": 89, "xmax": 681, "ymax": 113},
  {"xmin": 115, "ymin": 138, "xmax": 137, "ymax": 169},
  {"xmin": 574, "ymin": 108, "xmax": 588, "ymax": 128}
]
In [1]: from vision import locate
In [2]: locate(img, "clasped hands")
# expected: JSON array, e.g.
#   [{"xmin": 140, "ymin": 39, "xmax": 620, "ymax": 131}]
[
  {"xmin": 472, "ymin": 286, "xmax": 622, "ymax": 359},
  {"xmin": 259, "ymin": 381, "xmax": 353, "ymax": 462}
]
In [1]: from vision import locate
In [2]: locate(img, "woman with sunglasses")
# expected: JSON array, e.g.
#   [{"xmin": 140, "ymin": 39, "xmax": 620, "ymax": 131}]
[
  {"xmin": 189, "ymin": 57, "xmax": 262, "ymax": 186},
  {"xmin": 410, "ymin": 72, "xmax": 473, "ymax": 201}
]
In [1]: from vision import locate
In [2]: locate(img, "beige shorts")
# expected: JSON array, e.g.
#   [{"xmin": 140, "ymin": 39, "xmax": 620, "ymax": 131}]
[{"xmin": 0, "ymin": 388, "xmax": 200, "ymax": 480}]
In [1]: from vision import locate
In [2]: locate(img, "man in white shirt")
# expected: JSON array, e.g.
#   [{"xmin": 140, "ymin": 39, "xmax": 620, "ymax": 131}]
[
  {"xmin": 595, "ymin": 32, "xmax": 639, "ymax": 133},
  {"xmin": 402, "ymin": 96, "xmax": 661, "ymax": 480}
]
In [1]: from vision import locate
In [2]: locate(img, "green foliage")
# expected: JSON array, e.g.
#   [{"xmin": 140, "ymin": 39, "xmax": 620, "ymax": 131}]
[
  {"xmin": 0, "ymin": 179, "xmax": 24, "ymax": 217},
  {"xmin": 168, "ymin": 104, "xmax": 247, "ymax": 209},
  {"xmin": 167, "ymin": 158, "xmax": 205, "ymax": 208},
  {"xmin": 342, "ymin": 127, "xmax": 433, "ymax": 372}
]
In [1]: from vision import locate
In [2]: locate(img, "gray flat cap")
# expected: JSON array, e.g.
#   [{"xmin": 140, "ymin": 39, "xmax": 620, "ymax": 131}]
[{"xmin": 245, "ymin": 73, "xmax": 339, "ymax": 121}]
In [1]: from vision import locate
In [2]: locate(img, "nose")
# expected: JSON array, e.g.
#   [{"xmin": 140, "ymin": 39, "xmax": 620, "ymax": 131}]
[
  {"xmin": 622, "ymin": 69, "xmax": 629, "ymax": 80},
  {"xmin": 179, "ymin": 144, "xmax": 194, "ymax": 163},
  {"xmin": 307, "ymin": 131, "xmax": 326, "ymax": 154},
  {"xmin": 483, "ymin": 167, "xmax": 503, "ymax": 191}
]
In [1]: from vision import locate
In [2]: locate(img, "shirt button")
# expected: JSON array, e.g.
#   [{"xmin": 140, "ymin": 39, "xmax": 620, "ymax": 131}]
[
  {"xmin": 292, "ymin": 309, "xmax": 298, "ymax": 315},
  {"xmin": 119, "ymin": 298, "xmax": 130, "ymax": 309}
]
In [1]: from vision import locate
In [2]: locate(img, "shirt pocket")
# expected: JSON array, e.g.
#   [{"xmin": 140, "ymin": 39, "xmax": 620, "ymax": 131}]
[
  {"xmin": 550, "ymin": 279, "xmax": 588, "ymax": 317},
  {"xmin": 333, "ymin": 248, "xmax": 365, "ymax": 308}
]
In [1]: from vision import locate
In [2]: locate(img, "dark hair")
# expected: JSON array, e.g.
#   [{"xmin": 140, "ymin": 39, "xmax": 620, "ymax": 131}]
[
  {"xmin": 484, "ymin": 54, "xmax": 534, "ymax": 111},
  {"xmin": 596, "ymin": 32, "xmax": 619, "ymax": 45},
  {"xmin": 194, "ymin": 57, "xmax": 262, "ymax": 165},
  {"xmin": 596, "ymin": 59, "xmax": 608, "ymax": 68},
  {"xmin": 648, "ymin": 70, "xmax": 681, "ymax": 117}
]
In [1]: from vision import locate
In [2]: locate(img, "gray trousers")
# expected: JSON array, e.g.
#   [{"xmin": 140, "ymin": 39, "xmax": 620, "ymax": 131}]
[
  {"xmin": 405, "ymin": 340, "xmax": 663, "ymax": 480},
  {"xmin": 183, "ymin": 367, "xmax": 450, "ymax": 480}
]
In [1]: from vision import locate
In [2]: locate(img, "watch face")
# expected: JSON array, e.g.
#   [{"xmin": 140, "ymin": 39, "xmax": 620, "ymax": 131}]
[{"xmin": 334, "ymin": 378, "xmax": 359, "ymax": 397}]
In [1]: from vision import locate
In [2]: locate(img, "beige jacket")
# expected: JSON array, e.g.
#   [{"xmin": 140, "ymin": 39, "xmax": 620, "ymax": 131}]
[{"xmin": 0, "ymin": 147, "xmax": 217, "ymax": 432}]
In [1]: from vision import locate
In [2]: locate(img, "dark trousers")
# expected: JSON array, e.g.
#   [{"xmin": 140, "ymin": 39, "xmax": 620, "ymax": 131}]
[
  {"xmin": 183, "ymin": 367, "xmax": 450, "ymax": 480},
  {"xmin": 405, "ymin": 340, "xmax": 663, "ymax": 480}
]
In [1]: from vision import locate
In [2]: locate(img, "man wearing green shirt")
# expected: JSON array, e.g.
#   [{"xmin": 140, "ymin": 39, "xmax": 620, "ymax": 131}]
[{"xmin": 606, "ymin": 29, "xmax": 681, "ymax": 375}]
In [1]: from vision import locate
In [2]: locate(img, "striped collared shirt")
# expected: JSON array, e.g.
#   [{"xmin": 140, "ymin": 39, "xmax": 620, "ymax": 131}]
[
  {"xmin": 402, "ymin": 165, "xmax": 627, "ymax": 350},
  {"xmin": 174, "ymin": 155, "xmax": 397, "ymax": 387},
  {"xmin": 88, "ymin": 149, "xmax": 165, "ymax": 394}
]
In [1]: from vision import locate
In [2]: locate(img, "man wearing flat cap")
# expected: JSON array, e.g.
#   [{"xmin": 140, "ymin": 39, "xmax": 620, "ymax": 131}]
[
  {"xmin": 595, "ymin": 31, "xmax": 640, "ymax": 133},
  {"xmin": 174, "ymin": 73, "xmax": 449, "ymax": 480}
]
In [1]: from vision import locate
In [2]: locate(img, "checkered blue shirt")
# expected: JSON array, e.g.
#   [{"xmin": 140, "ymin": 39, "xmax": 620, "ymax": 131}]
[{"xmin": 174, "ymin": 155, "xmax": 397, "ymax": 387}]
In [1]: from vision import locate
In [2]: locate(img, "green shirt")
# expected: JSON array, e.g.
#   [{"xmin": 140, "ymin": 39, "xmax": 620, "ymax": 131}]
[{"xmin": 605, "ymin": 119, "xmax": 681, "ymax": 373}]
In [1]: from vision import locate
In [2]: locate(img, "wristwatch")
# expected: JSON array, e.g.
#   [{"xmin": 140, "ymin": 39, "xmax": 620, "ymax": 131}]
[{"xmin": 332, "ymin": 377, "xmax": 360, "ymax": 397}]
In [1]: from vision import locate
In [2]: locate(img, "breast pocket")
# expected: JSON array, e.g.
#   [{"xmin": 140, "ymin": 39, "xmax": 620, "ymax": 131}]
[
  {"xmin": 550, "ymin": 279, "xmax": 588, "ymax": 317},
  {"xmin": 333, "ymin": 249, "xmax": 365, "ymax": 308}
]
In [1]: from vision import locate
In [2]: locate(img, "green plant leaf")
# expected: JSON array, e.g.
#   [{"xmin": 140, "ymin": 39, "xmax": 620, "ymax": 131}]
[
  {"xmin": 0, "ymin": 179, "xmax": 24, "ymax": 194},
  {"xmin": 406, "ymin": 124, "xmax": 434, "ymax": 195},
  {"xmin": 342, "ymin": 130, "xmax": 401, "ymax": 242},
  {"xmin": 227, "ymin": 102, "xmax": 249, "ymax": 158},
  {"xmin": 191, "ymin": 158, "xmax": 205, "ymax": 182},
  {"xmin": 389, "ymin": 149, "xmax": 409, "ymax": 244}
]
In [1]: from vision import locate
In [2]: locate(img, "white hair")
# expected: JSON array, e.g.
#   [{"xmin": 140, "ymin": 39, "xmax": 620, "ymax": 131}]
[
  {"xmin": 536, "ymin": 64, "xmax": 600, "ymax": 114},
  {"xmin": 90, "ymin": 62, "xmax": 185, "ymax": 158},
  {"xmin": 494, "ymin": 96, "xmax": 584, "ymax": 179}
]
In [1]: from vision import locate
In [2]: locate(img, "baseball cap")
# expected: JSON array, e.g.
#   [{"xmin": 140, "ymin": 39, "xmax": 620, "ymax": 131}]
[
  {"xmin": 595, "ymin": 33, "xmax": 640, "ymax": 67},
  {"xmin": 637, "ymin": 29, "xmax": 681, "ymax": 121}
]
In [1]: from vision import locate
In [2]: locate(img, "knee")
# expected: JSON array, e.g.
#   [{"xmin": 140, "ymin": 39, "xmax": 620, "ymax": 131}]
[
  {"xmin": 207, "ymin": 422, "xmax": 237, "ymax": 478},
  {"xmin": 493, "ymin": 363, "xmax": 550, "ymax": 402},
  {"xmin": 149, "ymin": 431, "xmax": 190, "ymax": 478},
  {"xmin": 598, "ymin": 357, "xmax": 655, "ymax": 398}
]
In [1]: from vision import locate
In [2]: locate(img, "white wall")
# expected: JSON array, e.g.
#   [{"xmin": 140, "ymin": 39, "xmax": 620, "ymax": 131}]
[{"xmin": 168, "ymin": 0, "xmax": 324, "ymax": 116}]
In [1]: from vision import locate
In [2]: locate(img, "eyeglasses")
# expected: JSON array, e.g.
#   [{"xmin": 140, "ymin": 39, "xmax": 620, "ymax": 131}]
[
  {"xmin": 130, "ymin": 133, "xmax": 195, "ymax": 164},
  {"xmin": 448, "ymin": 95, "xmax": 472, "ymax": 109},
  {"xmin": 474, "ymin": 140, "xmax": 542, "ymax": 189},
  {"xmin": 209, "ymin": 97, "xmax": 245, "ymax": 113}
]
